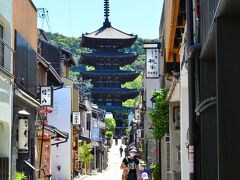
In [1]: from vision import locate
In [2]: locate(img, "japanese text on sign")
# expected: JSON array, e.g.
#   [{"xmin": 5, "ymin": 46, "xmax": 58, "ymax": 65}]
[
  {"xmin": 40, "ymin": 86, "xmax": 53, "ymax": 106},
  {"xmin": 146, "ymin": 49, "xmax": 159, "ymax": 78},
  {"xmin": 72, "ymin": 112, "xmax": 81, "ymax": 125}
]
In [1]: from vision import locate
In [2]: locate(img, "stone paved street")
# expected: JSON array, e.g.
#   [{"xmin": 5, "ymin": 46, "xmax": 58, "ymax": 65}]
[{"xmin": 79, "ymin": 140, "xmax": 126, "ymax": 180}]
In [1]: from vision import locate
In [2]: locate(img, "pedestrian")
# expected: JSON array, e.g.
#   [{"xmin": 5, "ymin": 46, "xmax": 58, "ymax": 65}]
[
  {"xmin": 120, "ymin": 146, "xmax": 123, "ymax": 157},
  {"xmin": 120, "ymin": 147, "xmax": 140, "ymax": 180},
  {"xmin": 124, "ymin": 147, "xmax": 128, "ymax": 157},
  {"xmin": 115, "ymin": 135, "xmax": 118, "ymax": 145}
]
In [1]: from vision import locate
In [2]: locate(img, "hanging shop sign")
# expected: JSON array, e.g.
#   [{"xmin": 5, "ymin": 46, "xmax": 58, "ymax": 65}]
[
  {"xmin": 144, "ymin": 43, "xmax": 160, "ymax": 78},
  {"xmin": 91, "ymin": 119, "xmax": 100, "ymax": 142},
  {"xmin": 40, "ymin": 86, "xmax": 53, "ymax": 106},
  {"xmin": 72, "ymin": 112, "xmax": 81, "ymax": 125}
]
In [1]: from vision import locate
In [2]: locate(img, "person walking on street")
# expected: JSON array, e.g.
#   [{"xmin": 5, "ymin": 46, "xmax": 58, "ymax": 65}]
[
  {"xmin": 119, "ymin": 146, "xmax": 123, "ymax": 157},
  {"xmin": 124, "ymin": 147, "xmax": 128, "ymax": 157},
  {"xmin": 120, "ymin": 147, "xmax": 140, "ymax": 180},
  {"xmin": 115, "ymin": 135, "xmax": 118, "ymax": 145}
]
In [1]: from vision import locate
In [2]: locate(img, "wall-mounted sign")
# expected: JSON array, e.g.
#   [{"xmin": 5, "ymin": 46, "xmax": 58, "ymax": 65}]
[
  {"xmin": 144, "ymin": 43, "xmax": 160, "ymax": 78},
  {"xmin": 40, "ymin": 86, "xmax": 53, "ymax": 106},
  {"xmin": 72, "ymin": 112, "xmax": 81, "ymax": 125}
]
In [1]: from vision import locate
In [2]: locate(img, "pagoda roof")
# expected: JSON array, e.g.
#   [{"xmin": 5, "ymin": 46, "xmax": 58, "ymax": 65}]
[
  {"xmin": 80, "ymin": 52, "xmax": 138, "ymax": 66},
  {"xmin": 91, "ymin": 88, "xmax": 139, "ymax": 100},
  {"xmin": 100, "ymin": 105, "xmax": 132, "ymax": 112},
  {"xmin": 81, "ymin": 26, "xmax": 137, "ymax": 49},
  {"xmin": 81, "ymin": 70, "xmax": 140, "ymax": 82}
]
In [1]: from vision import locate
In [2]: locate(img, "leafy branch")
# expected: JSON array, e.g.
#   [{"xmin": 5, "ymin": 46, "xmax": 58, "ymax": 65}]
[{"xmin": 149, "ymin": 89, "xmax": 169, "ymax": 139}]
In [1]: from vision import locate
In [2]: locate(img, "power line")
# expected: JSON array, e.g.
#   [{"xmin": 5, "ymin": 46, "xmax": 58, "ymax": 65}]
[{"xmin": 37, "ymin": 8, "xmax": 52, "ymax": 33}]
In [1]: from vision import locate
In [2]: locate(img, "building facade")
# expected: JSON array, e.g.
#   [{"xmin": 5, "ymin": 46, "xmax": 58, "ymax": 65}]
[{"xmin": 0, "ymin": 0, "xmax": 14, "ymax": 179}]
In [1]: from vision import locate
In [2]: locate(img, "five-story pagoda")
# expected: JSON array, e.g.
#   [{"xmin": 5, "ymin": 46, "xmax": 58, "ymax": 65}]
[{"xmin": 80, "ymin": 0, "xmax": 140, "ymax": 130}]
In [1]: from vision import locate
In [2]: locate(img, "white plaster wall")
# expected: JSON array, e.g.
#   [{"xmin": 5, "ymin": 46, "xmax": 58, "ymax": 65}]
[
  {"xmin": 180, "ymin": 86, "xmax": 189, "ymax": 180},
  {"xmin": 0, "ymin": 2, "xmax": 13, "ymax": 179},
  {"xmin": 0, "ymin": 0, "xmax": 13, "ymax": 73},
  {"xmin": 0, "ymin": 72, "xmax": 12, "ymax": 125},
  {"xmin": 143, "ymin": 75, "xmax": 160, "ymax": 166},
  {"xmin": 169, "ymin": 102, "xmax": 181, "ymax": 172},
  {"xmin": 48, "ymin": 87, "xmax": 72, "ymax": 180},
  {"xmin": 179, "ymin": 28, "xmax": 189, "ymax": 180},
  {"xmin": 143, "ymin": 77, "xmax": 160, "ymax": 139}
]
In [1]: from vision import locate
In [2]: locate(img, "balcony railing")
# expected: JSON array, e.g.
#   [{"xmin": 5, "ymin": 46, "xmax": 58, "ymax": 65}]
[
  {"xmin": 200, "ymin": 0, "xmax": 220, "ymax": 45},
  {"xmin": 0, "ymin": 37, "xmax": 14, "ymax": 75}
]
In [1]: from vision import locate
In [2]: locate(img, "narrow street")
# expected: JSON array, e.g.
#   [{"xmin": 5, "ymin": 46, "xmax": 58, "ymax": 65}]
[{"xmin": 80, "ymin": 140, "xmax": 125, "ymax": 180}]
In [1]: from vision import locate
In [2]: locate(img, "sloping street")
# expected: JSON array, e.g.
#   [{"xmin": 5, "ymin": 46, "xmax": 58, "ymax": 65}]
[{"xmin": 79, "ymin": 140, "xmax": 125, "ymax": 180}]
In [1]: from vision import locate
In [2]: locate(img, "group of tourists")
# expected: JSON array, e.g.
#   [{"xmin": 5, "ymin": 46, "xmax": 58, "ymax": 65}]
[{"xmin": 119, "ymin": 146, "xmax": 150, "ymax": 180}]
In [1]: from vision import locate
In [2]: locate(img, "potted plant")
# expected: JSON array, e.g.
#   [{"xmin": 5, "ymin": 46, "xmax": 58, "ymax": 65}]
[{"xmin": 16, "ymin": 172, "xmax": 27, "ymax": 180}]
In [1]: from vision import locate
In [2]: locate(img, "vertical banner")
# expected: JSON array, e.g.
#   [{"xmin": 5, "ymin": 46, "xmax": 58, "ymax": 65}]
[
  {"xmin": 72, "ymin": 112, "xmax": 81, "ymax": 125},
  {"xmin": 40, "ymin": 86, "xmax": 53, "ymax": 106},
  {"xmin": 91, "ymin": 118, "xmax": 99, "ymax": 142},
  {"xmin": 144, "ymin": 43, "xmax": 160, "ymax": 78}
]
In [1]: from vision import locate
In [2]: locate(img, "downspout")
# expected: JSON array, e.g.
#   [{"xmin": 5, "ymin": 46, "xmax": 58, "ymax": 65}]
[{"xmin": 186, "ymin": 0, "xmax": 196, "ymax": 179}]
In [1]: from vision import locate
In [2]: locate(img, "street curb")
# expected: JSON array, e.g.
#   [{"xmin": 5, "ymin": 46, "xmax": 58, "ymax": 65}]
[{"xmin": 74, "ymin": 175, "xmax": 88, "ymax": 180}]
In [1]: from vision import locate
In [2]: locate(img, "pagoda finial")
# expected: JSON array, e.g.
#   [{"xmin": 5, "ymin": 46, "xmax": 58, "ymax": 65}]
[{"xmin": 103, "ymin": 0, "xmax": 111, "ymax": 27}]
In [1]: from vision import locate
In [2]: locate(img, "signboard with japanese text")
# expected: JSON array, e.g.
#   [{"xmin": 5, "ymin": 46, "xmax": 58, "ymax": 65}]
[
  {"xmin": 40, "ymin": 86, "xmax": 53, "ymax": 106},
  {"xmin": 91, "ymin": 118, "xmax": 99, "ymax": 142},
  {"xmin": 72, "ymin": 112, "xmax": 81, "ymax": 125},
  {"xmin": 146, "ymin": 48, "xmax": 160, "ymax": 78}
]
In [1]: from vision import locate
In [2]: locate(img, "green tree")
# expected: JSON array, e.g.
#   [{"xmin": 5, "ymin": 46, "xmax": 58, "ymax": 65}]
[
  {"xmin": 122, "ymin": 72, "xmax": 143, "ymax": 107},
  {"xmin": 149, "ymin": 89, "xmax": 169, "ymax": 139},
  {"xmin": 105, "ymin": 117, "xmax": 116, "ymax": 132},
  {"xmin": 78, "ymin": 141, "xmax": 93, "ymax": 174},
  {"xmin": 105, "ymin": 131, "xmax": 113, "ymax": 139}
]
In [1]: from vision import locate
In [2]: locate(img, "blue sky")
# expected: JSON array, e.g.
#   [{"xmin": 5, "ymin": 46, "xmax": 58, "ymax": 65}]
[{"xmin": 32, "ymin": 0, "xmax": 163, "ymax": 39}]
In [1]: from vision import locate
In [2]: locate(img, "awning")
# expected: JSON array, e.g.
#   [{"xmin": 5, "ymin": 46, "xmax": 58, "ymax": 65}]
[
  {"xmin": 37, "ymin": 124, "xmax": 69, "ymax": 146},
  {"xmin": 79, "ymin": 135, "xmax": 91, "ymax": 143},
  {"xmin": 79, "ymin": 103, "xmax": 88, "ymax": 111},
  {"xmin": 91, "ymin": 107, "xmax": 106, "ymax": 121},
  {"xmin": 37, "ymin": 53, "xmax": 63, "ymax": 85},
  {"xmin": 15, "ymin": 86, "xmax": 41, "ymax": 108}
]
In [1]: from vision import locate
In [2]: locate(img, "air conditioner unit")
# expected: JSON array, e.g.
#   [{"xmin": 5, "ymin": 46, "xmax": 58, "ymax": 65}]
[
  {"xmin": 167, "ymin": 171, "xmax": 181, "ymax": 180},
  {"xmin": 18, "ymin": 118, "xmax": 28, "ymax": 152}
]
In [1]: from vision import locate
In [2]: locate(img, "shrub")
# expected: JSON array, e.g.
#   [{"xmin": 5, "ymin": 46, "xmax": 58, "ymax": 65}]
[
  {"xmin": 152, "ymin": 163, "xmax": 161, "ymax": 180},
  {"xmin": 16, "ymin": 172, "xmax": 27, "ymax": 180}
]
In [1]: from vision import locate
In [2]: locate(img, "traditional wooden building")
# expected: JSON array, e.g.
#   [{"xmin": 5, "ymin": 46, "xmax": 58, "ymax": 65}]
[
  {"xmin": 80, "ymin": 0, "xmax": 139, "ymax": 133},
  {"xmin": 158, "ymin": 0, "xmax": 186, "ymax": 179},
  {"xmin": 189, "ymin": 0, "xmax": 240, "ymax": 180}
]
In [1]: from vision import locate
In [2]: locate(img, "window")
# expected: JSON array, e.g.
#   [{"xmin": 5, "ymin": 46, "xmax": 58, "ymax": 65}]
[
  {"xmin": 86, "ymin": 112, "xmax": 91, "ymax": 130},
  {"xmin": 173, "ymin": 106, "xmax": 180, "ymax": 130},
  {"xmin": 0, "ymin": 24, "xmax": 4, "ymax": 67}
]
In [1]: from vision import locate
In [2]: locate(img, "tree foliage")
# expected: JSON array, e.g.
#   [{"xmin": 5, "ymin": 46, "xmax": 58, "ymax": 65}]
[
  {"xmin": 122, "ymin": 72, "xmax": 143, "ymax": 107},
  {"xmin": 78, "ymin": 141, "xmax": 93, "ymax": 165},
  {"xmin": 16, "ymin": 172, "xmax": 27, "ymax": 180},
  {"xmin": 149, "ymin": 89, "xmax": 169, "ymax": 139},
  {"xmin": 152, "ymin": 163, "xmax": 161, "ymax": 180},
  {"xmin": 105, "ymin": 117, "xmax": 116, "ymax": 132},
  {"xmin": 105, "ymin": 131, "xmax": 113, "ymax": 139}
]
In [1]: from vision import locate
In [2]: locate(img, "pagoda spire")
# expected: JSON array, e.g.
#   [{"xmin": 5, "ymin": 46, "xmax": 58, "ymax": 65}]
[{"xmin": 103, "ymin": 0, "xmax": 111, "ymax": 27}]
